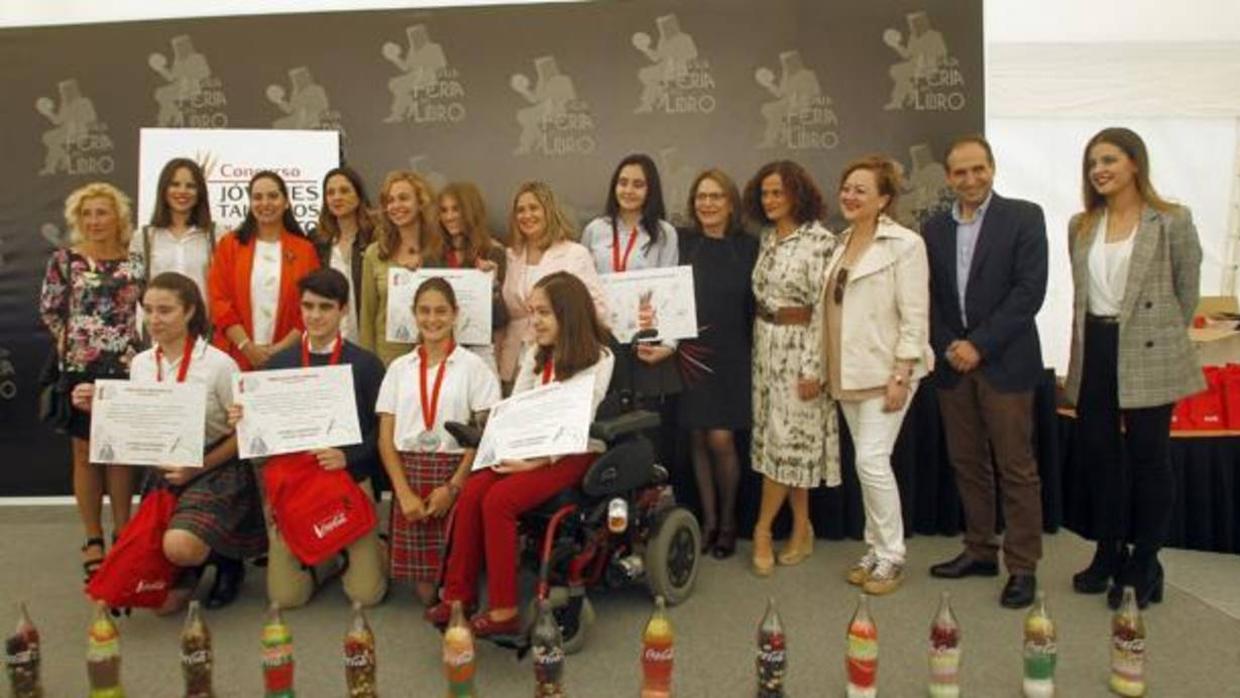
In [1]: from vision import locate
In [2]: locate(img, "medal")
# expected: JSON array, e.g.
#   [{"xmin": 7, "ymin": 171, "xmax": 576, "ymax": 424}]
[{"xmin": 417, "ymin": 341, "xmax": 456, "ymax": 452}]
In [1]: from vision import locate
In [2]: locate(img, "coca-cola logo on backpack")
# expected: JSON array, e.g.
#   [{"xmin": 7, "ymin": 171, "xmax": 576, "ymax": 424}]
[
  {"xmin": 86, "ymin": 489, "xmax": 181, "ymax": 608},
  {"xmin": 263, "ymin": 451, "xmax": 377, "ymax": 566}
]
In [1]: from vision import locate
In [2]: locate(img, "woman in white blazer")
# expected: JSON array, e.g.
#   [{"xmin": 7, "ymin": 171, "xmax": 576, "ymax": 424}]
[{"xmin": 822, "ymin": 155, "xmax": 933, "ymax": 595}]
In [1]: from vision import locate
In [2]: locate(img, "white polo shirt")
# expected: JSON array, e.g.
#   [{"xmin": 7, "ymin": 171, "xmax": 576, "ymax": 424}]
[
  {"xmin": 129, "ymin": 337, "xmax": 239, "ymax": 446},
  {"xmin": 376, "ymin": 345, "xmax": 501, "ymax": 453}
]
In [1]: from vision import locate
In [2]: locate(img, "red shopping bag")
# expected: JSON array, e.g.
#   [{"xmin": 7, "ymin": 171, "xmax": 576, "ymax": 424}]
[
  {"xmin": 86, "ymin": 489, "xmax": 180, "ymax": 608},
  {"xmin": 263, "ymin": 452, "xmax": 376, "ymax": 566},
  {"xmin": 1186, "ymin": 366, "xmax": 1226, "ymax": 430},
  {"xmin": 1222, "ymin": 364, "xmax": 1240, "ymax": 430}
]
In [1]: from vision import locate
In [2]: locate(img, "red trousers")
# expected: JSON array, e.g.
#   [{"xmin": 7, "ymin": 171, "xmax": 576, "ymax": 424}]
[{"xmin": 442, "ymin": 453, "xmax": 595, "ymax": 609}]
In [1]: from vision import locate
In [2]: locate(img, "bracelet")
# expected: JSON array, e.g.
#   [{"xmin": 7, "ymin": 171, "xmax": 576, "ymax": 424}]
[{"xmin": 235, "ymin": 338, "xmax": 251, "ymax": 351}]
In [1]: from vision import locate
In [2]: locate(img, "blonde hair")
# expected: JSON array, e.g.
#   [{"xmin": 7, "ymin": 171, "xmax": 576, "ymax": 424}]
[
  {"xmin": 376, "ymin": 170, "xmax": 440, "ymax": 262},
  {"xmin": 507, "ymin": 181, "xmax": 576, "ymax": 253},
  {"xmin": 64, "ymin": 182, "xmax": 133, "ymax": 246},
  {"xmin": 437, "ymin": 182, "xmax": 496, "ymax": 265}
]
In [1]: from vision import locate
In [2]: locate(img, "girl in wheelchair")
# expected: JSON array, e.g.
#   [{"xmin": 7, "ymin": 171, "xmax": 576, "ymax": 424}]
[{"xmin": 427, "ymin": 271, "xmax": 614, "ymax": 637}]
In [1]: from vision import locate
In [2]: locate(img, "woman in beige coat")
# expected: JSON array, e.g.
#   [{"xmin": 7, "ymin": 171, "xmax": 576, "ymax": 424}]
[
  {"xmin": 1065, "ymin": 127, "xmax": 1203, "ymax": 610},
  {"xmin": 822, "ymin": 155, "xmax": 932, "ymax": 595}
]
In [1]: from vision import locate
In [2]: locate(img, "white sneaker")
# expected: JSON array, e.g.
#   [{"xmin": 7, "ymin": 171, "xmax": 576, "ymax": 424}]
[
  {"xmin": 862, "ymin": 557, "xmax": 905, "ymax": 595},
  {"xmin": 846, "ymin": 550, "xmax": 880, "ymax": 586}
]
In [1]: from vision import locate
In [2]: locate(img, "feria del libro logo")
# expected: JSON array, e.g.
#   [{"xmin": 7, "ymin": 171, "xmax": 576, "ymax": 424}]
[
  {"xmin": 631, "ymin": 14, "xmax": 715, "ymax": 115},
  {"xmin": 755, "ymin": 50, "xmax": 838, "ymax": 150},
  {"xmin": 882, "ymin": 10, "xmax": 966, "ymax": 111},
  {"xmin": 267, "ymin": 66, "xmax": 347, "ymax": 137},
  {"xmin": 36, "ymin": 78, "xmax": 115, "ymax": 176},
  {"xmin": 510, "ymin": 55, "xmax": 596, "ymax": 156},
  {"xmin": 895, "ymin": 143, "xmax": 954, "ymax": 225},
  {"xmin": 148, "ymin": 34, "xmax": 228, "ymax": 128},
  {"xmin": 382, "ymin": 24, "xmax": 466, "ymax": 125}
]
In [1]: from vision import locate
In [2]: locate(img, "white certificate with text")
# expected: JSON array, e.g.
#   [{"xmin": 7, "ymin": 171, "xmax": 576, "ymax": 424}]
[
  {"xmin": 89, "ymin": 379, "xmax": 206, "ymax": 467},
  {"xmin": 386, "ymin": 267, "xmax": 494, "ymax": 345},
  {"xmin": 600, "ymin": 266, "xmax": 698, "ymax": 343},
  {"xmin": 472, "ymin": 369, "xmax": 595, "ymax": 469},
  {"xmin": 233, "ymin": 365, "xmax": 362, "ymax": 459}
]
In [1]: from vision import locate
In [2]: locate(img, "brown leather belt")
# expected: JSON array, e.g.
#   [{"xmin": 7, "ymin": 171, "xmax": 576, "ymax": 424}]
[{"xmin": 757, "ymin": 305, "xmax": 813, "ymax": 326}]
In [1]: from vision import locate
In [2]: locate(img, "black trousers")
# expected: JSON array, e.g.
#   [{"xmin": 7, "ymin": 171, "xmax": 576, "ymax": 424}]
[{"xmin": 1077, "ymin": 317, "xmax": 1175, "ymax": 556}]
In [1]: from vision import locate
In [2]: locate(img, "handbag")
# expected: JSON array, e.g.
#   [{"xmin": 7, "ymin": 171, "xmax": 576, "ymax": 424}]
[
  {"xmin": 85, "ymin": 489, "xmax": 181, "ymax": 608},
  {"xmin": 263, "ymin": 451, "xmax": 377, "ymax": 566},
  {"xmin": 37, "ymin": 253, "xmax": 73, "ymax": 433}
]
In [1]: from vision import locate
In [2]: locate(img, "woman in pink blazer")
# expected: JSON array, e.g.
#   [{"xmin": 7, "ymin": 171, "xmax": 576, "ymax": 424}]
[{"xmin": 497, "ymin": 181, "xmax": 607, "ymax": 387}]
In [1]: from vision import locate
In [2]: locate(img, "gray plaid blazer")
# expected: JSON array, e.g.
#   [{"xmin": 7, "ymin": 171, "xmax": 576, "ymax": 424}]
[{"xmin": 1064, "ymin": 205, "xmax": 1205, "ymax": 408}]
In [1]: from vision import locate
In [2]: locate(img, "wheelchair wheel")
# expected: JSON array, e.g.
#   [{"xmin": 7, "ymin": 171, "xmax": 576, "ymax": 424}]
[
  {"xmin": 644, "ymin": 506, "xmax": 700, "ymax": 606},
  {"xmin": 526, "ymin": 586, "xmax": 595, "ymax": 655}
]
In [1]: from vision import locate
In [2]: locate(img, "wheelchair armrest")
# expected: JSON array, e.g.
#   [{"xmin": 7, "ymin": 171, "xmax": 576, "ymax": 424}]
[
  {"xmin": 589, "ymin": 409, "xmax": 660, "ymax": 442},
  {"xmin": 444, "ymin": 421, "xmax": 482, "ymax": 449}
]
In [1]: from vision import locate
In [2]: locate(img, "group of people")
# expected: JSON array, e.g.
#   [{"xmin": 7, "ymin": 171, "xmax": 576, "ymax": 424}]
[{"xmin": 42, "ymin": 126, "xmax": 1201, "ymax": 628}]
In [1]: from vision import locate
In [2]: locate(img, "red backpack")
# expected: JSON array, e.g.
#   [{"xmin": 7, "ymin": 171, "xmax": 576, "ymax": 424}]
[
  {"xmin": 263, "ymin": 452, "xmax": 377, "ymax": 566},
  {"xmin": 86, "ymin": 489, "xmax": 181, "ymax": 608}
]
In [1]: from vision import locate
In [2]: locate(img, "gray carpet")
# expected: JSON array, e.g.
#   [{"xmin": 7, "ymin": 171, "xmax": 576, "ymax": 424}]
[{"xmin": 3, "ymin": 505, "xmax": 1240, "ymax": 697}]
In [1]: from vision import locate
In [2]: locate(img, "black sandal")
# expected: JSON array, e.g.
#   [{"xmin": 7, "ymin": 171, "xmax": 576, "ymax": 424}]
[{"xmin": 81, "ymin": 537, "xmax": 106, "ymax": 583}]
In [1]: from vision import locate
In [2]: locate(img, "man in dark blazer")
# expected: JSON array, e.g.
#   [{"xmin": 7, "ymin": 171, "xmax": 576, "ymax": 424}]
[{"xmin": 923, "ymin": 135, "xmax": 1048, "ymax": 609}]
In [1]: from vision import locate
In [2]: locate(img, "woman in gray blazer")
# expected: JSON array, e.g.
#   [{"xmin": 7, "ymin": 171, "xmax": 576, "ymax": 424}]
[{"xmin": 1064, "ymin": 127, "xmax": 1204, "ymax": 609}]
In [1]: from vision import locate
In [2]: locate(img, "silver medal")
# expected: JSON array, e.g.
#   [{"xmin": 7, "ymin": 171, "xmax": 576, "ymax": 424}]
[{"xmin": 415, "ymin": 429, "xmax": 442, "ymax": 451}]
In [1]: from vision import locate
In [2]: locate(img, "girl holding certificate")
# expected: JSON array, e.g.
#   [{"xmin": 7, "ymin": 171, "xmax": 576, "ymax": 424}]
[
  {"xmin": 436, "ymin": 181, "xmax": 509, "ymax": 371},
  {"xmin": 73, "ymin": 272, "xmax": 265, "ymax": 612},
  {"xmin": 376, "ymin": 277, "xmax": 501, "ymax": 605},
  {"xmin": 359, "ymin": 170, "xmax": 443, "ymax": 365},
  {"xmin": 429, "ymin": 271, "xmax": 613, "ymax": 637},
  {"xmin": 207, "ymin": 171, "xmax": 319, "ymax": 371}
]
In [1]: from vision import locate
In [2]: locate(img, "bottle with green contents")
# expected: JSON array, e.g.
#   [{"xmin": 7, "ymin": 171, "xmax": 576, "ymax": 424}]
[
  {"xmin": 261, "ymin": 603, "xmax": 294, "ymax": 698},
  {"xmin": 1022, "ymin": 591, "xmax": 1056, "ymax": 697}
]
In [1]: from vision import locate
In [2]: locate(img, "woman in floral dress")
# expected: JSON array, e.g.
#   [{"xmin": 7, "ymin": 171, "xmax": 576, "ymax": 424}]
[
  {"xmin": 40, "ymin": 182, "xmax": 143, "ymax": 582},
  {"xmin": 744, "ymin": 161, "xmax": 839, "ymax": 577}
]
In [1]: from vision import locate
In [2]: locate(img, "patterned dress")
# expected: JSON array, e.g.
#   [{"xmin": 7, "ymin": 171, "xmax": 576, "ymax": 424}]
[{"xmin": 751, "ymin": 221, "xmax": 841, "ymax": 488}]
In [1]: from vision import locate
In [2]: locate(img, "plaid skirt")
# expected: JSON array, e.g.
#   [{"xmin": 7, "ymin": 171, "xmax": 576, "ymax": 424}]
[
  {"xmin": 389, "ymin": 451, "xmax": 459, "ymax": 583},
  {"xmin": 146, "ymin": 457, "xmax": 268, "ymax": 560}
]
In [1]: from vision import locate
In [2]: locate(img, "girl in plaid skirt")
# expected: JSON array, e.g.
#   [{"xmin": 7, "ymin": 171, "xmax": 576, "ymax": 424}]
[{"xmin": 376, "ymin": 277, "xmax": 501, "ymax": 604}]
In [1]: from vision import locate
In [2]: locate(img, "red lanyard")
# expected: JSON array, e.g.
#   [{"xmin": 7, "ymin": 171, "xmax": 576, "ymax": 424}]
[
  {"xmin": 611, "ymin": 225, "xmax": 640, "ymax": 272},
  {"xmin": 418, "ymin": 341, "xmax": 456, "ymax": 432},
  {"xmin": 301, "ymin": 332, "xmax": 343, "ymax": 367},
  {"xmin": 541, "ymin": 360, "xmax": 554, "ymax": 385},
  {"xmin": 156, "ymin": 338, "xmax": 196, "ymax": 383},
  {"xmin": 445, "ymin": 249, "xmax": 462, "ymax": 268}
]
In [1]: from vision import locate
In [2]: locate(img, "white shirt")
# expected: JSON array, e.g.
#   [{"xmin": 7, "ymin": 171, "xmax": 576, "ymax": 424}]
[
  {"xmin": 512, "ymin": 344, "xmax": 614, "ymax": 419},
  {"xmin": 580, "ymin": 216, "xmax": 679, "ymax": 274},
  {"xmin": 329, "ymin": 244, "xmax": 360, "ymax": 343},
  {"xmin": 1087, "ymin": 212, "xmax": 1136, "ymax": 316},
  {"xmin": 129, "ymin": 225, "xmax": 218, "ymax": 306},
  {"xmin": 250, "ymin": 239, "xmax": 283, "ymax": 344},
  {"xmin": 129, "ymin": 337, "xmax": 239, "ymax": 447},
  {"xmin": 375, "ymin": 345, "xmax": 501, "ymax": 453}
]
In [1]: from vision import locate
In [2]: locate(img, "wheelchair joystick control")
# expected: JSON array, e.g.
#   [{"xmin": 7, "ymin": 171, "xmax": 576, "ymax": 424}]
[{"xmin": 608, "ymin": 498, "xmax": 629, "ymax": 533}]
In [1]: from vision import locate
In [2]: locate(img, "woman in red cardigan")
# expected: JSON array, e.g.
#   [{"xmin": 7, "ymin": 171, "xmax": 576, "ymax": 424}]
[{"xmin": 208, "ymin": 171, "xmax": 320, "ymax": 370}]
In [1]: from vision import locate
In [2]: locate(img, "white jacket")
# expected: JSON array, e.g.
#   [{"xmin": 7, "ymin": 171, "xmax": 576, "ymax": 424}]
[{"xmin": 827, "ymin": 216, "xmax": 934, "ymax": 391}]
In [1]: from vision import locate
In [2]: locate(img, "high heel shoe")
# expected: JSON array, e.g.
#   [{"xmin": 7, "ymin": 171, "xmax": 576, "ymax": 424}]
[
  {"xmin": 1073, "ymin": 539, "xmax": 1126, "ymax": 594},
  {"xmin": 81, "ymin": 537, "xmax": 106, "ymax": 583},
  {"xmin": 752, "ymin": 530, "xmax": 775, "ymax": 577},
  {"xmin": 713, "ymin": 528, "xmax": 737, "ymax": 559},
  {"xmin": 777, "ymin": 525, "xmax": 814, "ymax": 566},
  {"xmin": 701, "ymin": 528, "xmax": 719, "ymax": 554},
  {"xmin": 1108, "ymin": 557, "xmax": 1164, "ymax": 610}
]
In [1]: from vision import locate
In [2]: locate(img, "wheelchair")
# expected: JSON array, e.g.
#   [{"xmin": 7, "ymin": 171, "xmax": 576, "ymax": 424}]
[{"xmin": 444, "ymin": 336, "xmax": 702, "ymax": 654}]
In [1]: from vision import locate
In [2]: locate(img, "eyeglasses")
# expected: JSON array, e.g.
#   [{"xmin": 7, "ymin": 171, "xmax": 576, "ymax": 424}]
[
  {"xmin": 694, "ymin": 192, "xmax": 727, "ymax": 203},
  {"xmin": 833, "ymin": 268, "xmax": 849, "ymax": 304}
]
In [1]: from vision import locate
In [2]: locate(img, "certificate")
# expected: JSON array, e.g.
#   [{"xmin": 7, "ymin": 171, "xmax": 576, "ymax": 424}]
[
  {"xmin": 385, "ymin": 267, "xmax": 494, "ymax": 346},
  {"xmin": 89, "ymin": 379, "xmax": 206, "ymax": 467},
  {"xmin": 599, "ymin": 266, "xmax": 698, "ymax": 343},
  {"xmin": 473, "ymin": 369, "xmax": 595, "ymax": 469},
  {"xmin": 233, "ymin": 365, "xmax": 362, "ymax": 459}
]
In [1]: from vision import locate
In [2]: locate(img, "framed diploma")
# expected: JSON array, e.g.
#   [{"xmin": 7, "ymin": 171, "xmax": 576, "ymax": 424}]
[
  {"xmin": 233, "ymin": 365, "xmax": 362, "ymax": 459},
  {"xmin": 473, "ymin": 369, "xmax": 595, "ymax": 469},
  {"xmin": 599, "ymin": 266, "xmax": 698, "ymax": 343},
  {"xmin": 88, "ymin": 379, "xmax": 207, "ymax": 467},
  {"xmin": 386, "ymin": 267, "xmax": 494, "ymax": 345}
]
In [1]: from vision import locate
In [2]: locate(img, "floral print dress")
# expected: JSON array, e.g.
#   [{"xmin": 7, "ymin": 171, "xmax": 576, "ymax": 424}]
[
  {"xmin": 751, "ymin": 221, "xmax": 840, "ymax": 488},
  {"xmin": 39, "ymin": 248, "xmax": 143, "ymax": 374}
]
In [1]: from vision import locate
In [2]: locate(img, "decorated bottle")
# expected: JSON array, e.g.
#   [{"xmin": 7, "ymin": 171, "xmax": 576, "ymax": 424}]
[
  {"xmin": 928, "ymin": 591, "xmax": 961, "ymax": 697},
  {"xmin": 845, "ymin": 594, "xmax": 877, "ymax": 698},
  {"xmin": 443, "ymin": 601, "xmax": 477, "ymax": 697},
  {"xmin": 531, "ymin": 598, "xmax": 566, "ymax": 697},
  {"xmin": 344, "ymin": 601, "xmax": 378, "ymax": 698},
  {"xmin": 87, "ymin": 601, "xmax": 124, "ymax": 697},
  {"xmin": 261, "ymin": 603, "xmax": 295, "ymax": 698},
  {"xmin": 1108, "ymin": 587, "xmax": 1146, "ymax": 697},
  {"xmin": 640, "ymin": 596, "xmax": 673, "ymax": 698},
  {"xmin": 755, "ymin": 597, "xmax": 787, "ymax": 698},
  {"xmin": 5, "ymin": 602, "xmax": 42, "ymax": 698},
  {"xmin": 180, "ymin": 601, "xmax": 214, "ymax": 698},
  {"xmin": 1022, "ymin": 591, "xmax": 1057, "ymax": 698}
]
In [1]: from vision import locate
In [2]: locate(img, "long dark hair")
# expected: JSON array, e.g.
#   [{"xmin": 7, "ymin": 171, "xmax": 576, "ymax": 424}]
[
  {"xmin": 145, "ymin": 271, "xmax": 210, "ymax": 340},
  {"xmin": 742, "ymin": 160, "xmax": 824, "ymax": 228},
  {"xmin": 532, "ymin": 271, "xmax": 609, "ymax": 381},
  {"xmin": 315, "ymin": 165, "xmax": 377, "ymax": 250},
  {"xmin": 150, "ymin": 158, "xmax": 213, "ymax": 230},
  {"xmin": 235, "ymin": 171, "xmax": 305, "ymax": 244},
  {"xmin": 604, "ymin": 153, "xmax": 667, "ymax": 249},
  {"xmin": 437, "ymin": 182, "xmax": 496, "ymax": 266}
]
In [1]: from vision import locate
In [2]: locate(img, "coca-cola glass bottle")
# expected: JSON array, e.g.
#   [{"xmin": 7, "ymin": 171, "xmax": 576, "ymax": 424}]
[
  {"xmin": 443, "ymin": 601, "xmax": 477, "ymax": 697},
  {"xmin": 344, "ymin": 601, "xmax": 377, "ymax": 698},
  {"xmin": 5, "ymin": 602, "xmax": 42, "ymax": 698},
  {"xmin": 1109, "ymin": 586, "xmax": 1146, "ymax": 697},
  {"xmin": 180, "ymin": 601, "xmax": 214, "ymax": 698},
  {"xmin": 640, "ymin": 596, "xmax": 673, "ymax": 698},
  {"xmin": 845, "ymin": 594, "xmax": 877, "ymax": 698},
  {"xmin": 1022, "ymin": 590, "xmax": 1056, "ymax": 698},
  {"xmin": 928, "ymin": 591, "xmax": 961, "ymax": 697},
  {"xmin": 755, "ymin": 597, "xmax": 786, "ymax": 698},
  {"xmin": 261, "ymin": 603, "xmax": 294, "ymax": 698},
  {"xmin": 87, "ymin": 601, "xmax": 124, "ymax": 697},
  {"xmin": 532, "ymin": 599, "xmax": 566, "ymax": 697}
]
